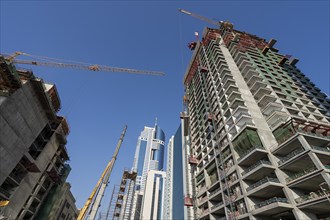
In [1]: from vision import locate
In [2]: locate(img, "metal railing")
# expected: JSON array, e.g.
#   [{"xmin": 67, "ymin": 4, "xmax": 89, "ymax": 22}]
[
  {"xmin": 247, "ymin": 177, "xmax": 279, "ymax": 191},
  {"xmin": 211, "ymin": 201, "xmax": 224, "ymax": 210},
  {"xmin": 209, "ymin": 187, "xmax": 221, "ymax": 197},
  {"xmin": 238, "ymin": 145, "xmax": 264, "ymax": 161},
  {"xmin": 278, "ymin": 147, "xmax": 305, "ymax": 165},
  {"xmin": 312, "ymin": 145, "xmax": 330, "ymax": 153},
  {"xmin": 254, "ymin": 197, "xmax": 288, "ymax": 209},
  {"xmin": 242, "ymin": 160, "xmax": 271, "ymax": 176},
  {"xmin": 295, "ymin": 189, "xmax": 330, "ymax": 204},
  {"xmin": 285, "ymin": 167, "xmax": 318, "ymax": 183}
]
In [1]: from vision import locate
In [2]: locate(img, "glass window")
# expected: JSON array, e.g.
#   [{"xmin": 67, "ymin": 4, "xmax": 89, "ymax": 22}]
[{"xmin": 232, "ymin": 128, "xmax": 263, "ymax": 156}]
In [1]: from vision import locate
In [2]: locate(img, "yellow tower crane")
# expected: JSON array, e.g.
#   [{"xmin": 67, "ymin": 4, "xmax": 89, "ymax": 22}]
[{"xmin": 2, "ymin": 51, "xmax": 165, "ymax": 76}]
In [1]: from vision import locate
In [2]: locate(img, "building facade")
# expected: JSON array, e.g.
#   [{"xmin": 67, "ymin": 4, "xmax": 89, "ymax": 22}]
[
  {"xmin": 183, "ymin": 24, "xmax": 330, "ymax": 220},
  {"xmin": 163, "ymin": 113, "xmax": 195, "ymax": 220},
  {"xmin": 128, "ymin": 125, "xmax": 166, "ymax": 219},
  {"xmin": 34, "ymin": 182, "xmax": 78, "ymax": 220},
  {"xmin": 0, "ymin": 57, "xmax": 77, "ymax": 219},
  {"xmin": 141, "ymin": 170, "xmax": 166, "ymax": 220}
]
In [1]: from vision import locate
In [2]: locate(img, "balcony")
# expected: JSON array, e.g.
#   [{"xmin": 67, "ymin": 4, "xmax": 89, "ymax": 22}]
[
  {"xmin": 262, "ymin": 102, "xmax": 283, "ymax": 116},
  {"xmin": 232, "ymin": 106, "xmax": 249, "ymax": 118},
  {"xmin": 227, "ymin": 91, "xmax": 242, "ymax": 102},
  {"xmin": 251, "ymin": 81, "xmax": 267, "ymax": 95},
  {"xmin": 223, "ymin": 79, "xmax": 236, "ymax": 91},
  {"xmin": 278, "ymin": 147, "xmax": 306, "ymax": 166},
  {"xmin": 224, "ymin": 85, "xmax": 239, "ymax": 97},
  {"xmin": 286, "ymin": 166, "xmax": 318, "ymax": 184},
  {"xmin": 254, "ymin": 87, "xmax": 272, "ymax": 101},
  {"xmin": 266, "ymin": 109, "xmax": 289, "ymax": 123},
  {"xmin": 247, "ymin": 177, "xmax": 282, "ymax": 197},
  {"xmin": 295, "ymin": 189, "xmax": 330, "ymax": 216},
  {"xmin": 229, "ymin": 98, "xmax": 245, "ymax": 111},
  {"xmin": 244, "ymin": 69, "xmax": 260, "ymax": 82},
  {"xmin": 247, "ymin": 75, "xmax": 263, "ymax": 88},
  {"xmin": 295, "ymin": 189, "xmax": 330, "ymax": 205},
  {"xmin": 252, "ymin": 197, "xmax": 292, "ymax": 216},
  {"xmin": 312, "ymin": 145, "xmax": 330, "ymax": 154},
  {"xmin": 209, "ymin": 187, "xmax": 222, "ymax": 198},
  {"xmin": 237, "ymin": 145, "xmax": 267, "ymax": 166},
  {"xmin": 211, "ymin": 201, "xmax": 224, "ymax": 210},
  {"xmin": 235, "ymin": 115, "xmax": 253, "ymax": 129},
  {"xmin": 241, "ymin": 160, "xmax": 273, "ymax": 178},
  {"xmin": 258, "ymin": 94, "xmax": 277, "ymax": 108}
]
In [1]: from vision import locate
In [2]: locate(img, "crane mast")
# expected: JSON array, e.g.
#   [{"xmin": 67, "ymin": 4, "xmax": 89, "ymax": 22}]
[{"xmin": 77, "ymin": 125, "xmax": 127, "ymax": 220}]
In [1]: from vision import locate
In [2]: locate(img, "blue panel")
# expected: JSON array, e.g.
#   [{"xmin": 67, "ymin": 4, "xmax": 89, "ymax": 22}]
[
  {"xmin": 137, "ymin": 140, "xmax": 147, "ymax": 176},
  {"xmin": 155, "ymin": 125, "xmax": 165, "ymax": 142},
  {"xmin": 154, "ymin": 143, "xmax": 165, "ymax": 170},
  {"xmin": 172, "ymin": 125, "xmax": 185, "ymax": 219}
]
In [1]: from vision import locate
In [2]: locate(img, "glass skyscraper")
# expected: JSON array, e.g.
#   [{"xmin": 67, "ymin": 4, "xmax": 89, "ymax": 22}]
[
  {"xmin": 163, "ymin": 114, "xmax": 195, "ymax": 220},
  {"xmin": 129, "ymin": 124, "xmax": 166, "ymax": 220}
]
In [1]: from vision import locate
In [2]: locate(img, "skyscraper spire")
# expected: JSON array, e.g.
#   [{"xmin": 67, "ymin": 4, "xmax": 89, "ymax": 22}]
[{"xmin": 154, "ymin": 117, "xmax": 158, "ymax": 127}]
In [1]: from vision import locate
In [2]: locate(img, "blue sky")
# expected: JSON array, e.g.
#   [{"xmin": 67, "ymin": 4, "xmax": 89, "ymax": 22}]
[{"xmin": 1, "ymin": 0, "xmax": 329, "ymax": 212}]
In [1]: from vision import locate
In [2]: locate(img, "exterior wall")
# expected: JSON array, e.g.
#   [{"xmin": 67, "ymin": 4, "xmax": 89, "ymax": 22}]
[
  {"xmin": 141, "ymin": 170, "xmax": 166, "ymax": 220},
  {"xmin": 35, "ymin": 182, "xmax": 78, "ymax": 220},
  {"xmin": 183, "ymin": 26, "xmax": 330, "ymax": 220},
  {"xmin": 163, "ymin": 117, "xmax": 195, "ymax": 220},
  {"xmin": 0, "ymin": 60, "xmax": 76, "ymax": 220}
]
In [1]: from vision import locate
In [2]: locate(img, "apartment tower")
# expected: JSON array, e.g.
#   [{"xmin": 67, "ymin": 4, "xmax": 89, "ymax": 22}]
[{"xmin": 183, "ymin": 24, "xmax": 330, "ymax": 220}]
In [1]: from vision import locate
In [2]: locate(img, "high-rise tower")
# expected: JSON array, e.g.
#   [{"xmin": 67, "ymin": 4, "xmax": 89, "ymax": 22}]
[
  {"xmin": 183, "ymin": 24, "xmax": 330, "ymax": 220},
  {"xmin": 163, "ymin": 112, "xmax": 195, "ymax": 220},
  {"xmin": 128, "ymin": 125, "xmax": 166, "ymax": 219}
]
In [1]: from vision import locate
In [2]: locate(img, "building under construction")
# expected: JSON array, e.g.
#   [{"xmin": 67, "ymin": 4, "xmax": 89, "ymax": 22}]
[
  {"xmin": 183, "ymin": 21, "xmax": 330, "ymax": 220},
  {"xmin": 0, "ymin": 56, "xmax": 78, "ymax": 219},
  {"xmin": 104, "ymin": 169, "xmax": 137, "ymax": 220}
]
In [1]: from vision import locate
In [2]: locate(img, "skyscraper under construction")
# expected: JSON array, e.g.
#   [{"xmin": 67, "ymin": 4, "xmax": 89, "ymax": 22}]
[{"xmin": 183, "ymin": 23, "xmax": 330, "ymax": 220}]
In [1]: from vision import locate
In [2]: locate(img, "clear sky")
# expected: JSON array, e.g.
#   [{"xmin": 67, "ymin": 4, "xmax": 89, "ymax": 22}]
[{"xmin": 1, "ymin": 0, "xmax": 329, "ymax": 213}]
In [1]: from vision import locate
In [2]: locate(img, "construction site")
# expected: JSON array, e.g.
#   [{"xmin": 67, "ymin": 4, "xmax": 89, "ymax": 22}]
[{"xmin": 1, "ymin": 3, "xmax": 330, "ymax": 220}]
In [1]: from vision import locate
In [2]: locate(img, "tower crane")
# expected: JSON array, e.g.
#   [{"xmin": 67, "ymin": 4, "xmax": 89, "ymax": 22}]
[
  {"xmin": 178, "ymin": 8, "xmax": 223, "ymax": 27},
  {"xmin": 2, "ymin": 52, "xmax": 165, "ymax": 76},
  {"xmin": 77, "ymin": 125, "xmax": 127, "ymax": 220}
]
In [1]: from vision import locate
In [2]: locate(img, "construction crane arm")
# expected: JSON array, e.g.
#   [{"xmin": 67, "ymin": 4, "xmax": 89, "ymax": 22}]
[
  {"xmin": 12, "ymin": 59, "xmax": 165, "ymax": 76},
  {"xmin": 179, "ymin": 8, "xmax": 222, "ymax": 27},
  {"xmin": 1, "ymin": 52, "xmax": 164, "ymax": 76}
]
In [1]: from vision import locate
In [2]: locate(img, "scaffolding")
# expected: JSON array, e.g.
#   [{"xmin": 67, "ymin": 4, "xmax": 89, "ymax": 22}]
[{"xmin": 106, "ymin": 169, "xmax": 137, "ymax": 220}]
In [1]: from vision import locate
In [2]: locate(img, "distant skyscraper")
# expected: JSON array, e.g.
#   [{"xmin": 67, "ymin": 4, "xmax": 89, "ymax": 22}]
[
  {"xmin": 163, "ymin": 113, "xmax": 195, "ymax": 220},
  {"xmin": 141, "ymin": 170, "xmax": 166, "ymax": 220},
  {"xmin": 183, "ymin": 23, "xmax": 330, "ymax": 220},
  {"xmin": 129, "ymin": 125, "xmax": 166, "ymax": 219}
]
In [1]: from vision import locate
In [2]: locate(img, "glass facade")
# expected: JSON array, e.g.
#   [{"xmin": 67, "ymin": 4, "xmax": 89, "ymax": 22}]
[
  {"xmin": 137, "ymin": 140, "xmax": 147, "ymax": 176},
  {"xmin": 172, "ymin": 125, "xmax": 185, "ymax": 220}
]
